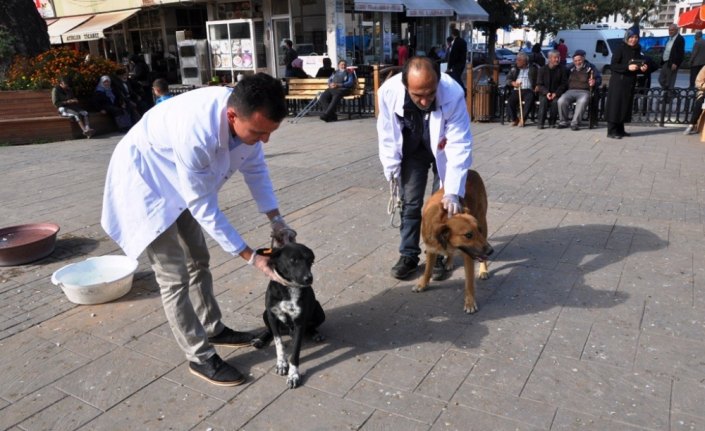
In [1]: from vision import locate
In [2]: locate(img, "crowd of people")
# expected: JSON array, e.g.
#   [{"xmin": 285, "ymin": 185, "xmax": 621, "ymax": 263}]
[{"xmin": 501, "ymin": 25, "xmax": 695, "ymax": 140}]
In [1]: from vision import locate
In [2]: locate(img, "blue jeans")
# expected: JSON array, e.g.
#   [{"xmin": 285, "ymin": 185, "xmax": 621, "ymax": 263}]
[{"xmin": 399, "ymin": 156, "xmax": 440, "ymax": 262}]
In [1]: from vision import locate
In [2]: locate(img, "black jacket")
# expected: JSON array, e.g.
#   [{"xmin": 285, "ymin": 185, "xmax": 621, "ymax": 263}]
[
  {"xmin": 605, "ymin": 42, "xmax": 643, "ymax": 124},
  {"xmin": 536, "ymin": 64, "xmax": 567, "ymax": 96},
  {"xmin": 505, "ymin": 64, "xmax": 538, "ymax": 90},
  {"xmin": 446, "ymin": 36, "xmax": 467, "ymax": 74},
  {"xmin": 664, "ymin": 34, "xmax": 685, "ymax": 68}
]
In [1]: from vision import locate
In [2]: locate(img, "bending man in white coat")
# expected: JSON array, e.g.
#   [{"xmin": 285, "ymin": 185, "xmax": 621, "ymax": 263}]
[
  {"xmin": 378, "ymin": 56, "xmax": 473, "ymax": 280},
  {"xmin": 101, "ymin": 73, "xmax": 296, "ymax": 387}
]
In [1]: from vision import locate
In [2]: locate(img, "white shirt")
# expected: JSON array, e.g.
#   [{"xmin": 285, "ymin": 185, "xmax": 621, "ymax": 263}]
[
  {"xmin": 101, "ymin": 86, "xmax": 278, "ymax": 259},
  {"xmin": 377, "ymin": 73, "xmax": 473, "ymax": 197}
]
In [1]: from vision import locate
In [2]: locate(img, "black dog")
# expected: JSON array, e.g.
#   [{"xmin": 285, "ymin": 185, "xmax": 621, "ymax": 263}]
[{"xmin": 251, "ymin": 243, "xmax": 325, "ymax": 388}]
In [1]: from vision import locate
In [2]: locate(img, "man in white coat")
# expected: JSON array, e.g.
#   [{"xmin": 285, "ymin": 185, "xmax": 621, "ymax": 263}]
[
  {"xmin": 101, "ymin": 73, "xmax": 295, "ymax": 387},
  {"xmin": 378, "ymin": 56, "xmax": 473, "ymax": 280}
]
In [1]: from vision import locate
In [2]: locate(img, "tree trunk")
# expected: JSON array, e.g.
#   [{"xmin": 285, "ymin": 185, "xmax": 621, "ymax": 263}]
[{"xmin": 0, "ymin": 0, "xmax": 50, "ymax": 58}]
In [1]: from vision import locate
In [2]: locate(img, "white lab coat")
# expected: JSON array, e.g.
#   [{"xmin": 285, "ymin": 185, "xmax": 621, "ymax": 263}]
[
  {"xmin": 377, "ymin": 72, "xmax": 473, "ymax": 197},
  {"xmin": 101, "ymin": 86, "xmax": 278, "ymax": 259}
]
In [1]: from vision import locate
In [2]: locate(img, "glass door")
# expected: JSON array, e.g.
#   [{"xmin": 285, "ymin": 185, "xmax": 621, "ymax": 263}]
[{"xmin": 272, "ymin": 18, "xmax": 290, "ymax": 78}]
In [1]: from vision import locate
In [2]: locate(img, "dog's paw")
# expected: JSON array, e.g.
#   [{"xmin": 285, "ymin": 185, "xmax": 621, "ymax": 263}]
[
  {"xmin": 275, "ymin": 359, "xmax": 289, "ymax": 376},
  {"xmin": 413, "ymin": 283, "xmax": 427, "ymax": 293},
  {"xmin": 478, "ymin": 271, "xmax": 490, "ymax": 280},
  {"xmin": 287, "ymin": 368, "xmax": 301, "ymax": 389},
  {"xmin": 464, "ymin": 301, "xmax": 478, "ymax": 314}
]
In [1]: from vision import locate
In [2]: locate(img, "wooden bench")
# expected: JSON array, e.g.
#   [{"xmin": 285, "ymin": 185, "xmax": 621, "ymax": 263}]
[
  {"xmin": 285, "ymin": 77, "xmax": 367, "ymax": 119},
  {"xmin": 0, "ymin": 90, "xmax": 116, "ymax": 145}
]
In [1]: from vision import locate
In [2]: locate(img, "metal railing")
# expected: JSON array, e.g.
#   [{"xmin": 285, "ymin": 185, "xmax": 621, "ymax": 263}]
[{"xmin": 493, "ymin": 85, "xmax": 699, "ymax": 126}]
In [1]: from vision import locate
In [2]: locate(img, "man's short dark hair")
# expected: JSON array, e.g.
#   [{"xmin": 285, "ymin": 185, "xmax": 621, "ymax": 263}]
[
  {"xmin": 59, "ymin": 76, "xmax": 72, "ymax": 86},
  {"xmin": 451, "ymin": 28, "xmax": 460, "ymax": 38},
  {"xmin": 284, "ymin": 39, "xmax": 293, "ymax": 48},
  {"xmin": 401, "ymin": 56, "xmax": 439, "ymax": 87},
  {"xmin": 228, "ymin": 73, "xmax": 287, "ymax": 122},
  {"xmin": 152, "ymin": 78, "xmax": 169, "ymax": 94}
]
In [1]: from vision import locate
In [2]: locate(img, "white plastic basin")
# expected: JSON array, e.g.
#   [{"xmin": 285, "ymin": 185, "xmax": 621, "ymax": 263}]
[{"xmin": 51, "ymin": 255, "xmax": 139, "ymax": 305}]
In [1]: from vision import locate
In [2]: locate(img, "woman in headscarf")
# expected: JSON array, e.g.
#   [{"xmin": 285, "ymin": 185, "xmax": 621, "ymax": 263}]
[
  {"xmin": 93, "ymin": 75, "xmax": 131, "ymax": 131},
  {"xmin": 604, "ymin": 28, "xmax": 648, "ymax": 139}
]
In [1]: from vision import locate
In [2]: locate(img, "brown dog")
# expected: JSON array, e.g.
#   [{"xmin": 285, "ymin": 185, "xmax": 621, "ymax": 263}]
[{"xmin": 414, "ymin": 169, "xmax": 493, "ymax": 313}]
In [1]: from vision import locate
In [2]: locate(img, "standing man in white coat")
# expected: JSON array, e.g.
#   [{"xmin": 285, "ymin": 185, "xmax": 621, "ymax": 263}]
[
  {"xmin": 378, "ymin": 56, "xmax": 473, "ymax": 280},
  {"xmin": 101, "ymin": 73, "xmax": 296, "ymax": 387}
]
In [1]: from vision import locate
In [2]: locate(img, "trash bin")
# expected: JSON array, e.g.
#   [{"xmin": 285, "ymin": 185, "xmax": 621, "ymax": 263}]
[{"xmin": 472, "ymin": 80, "xmax": 495, "ymax": 122}]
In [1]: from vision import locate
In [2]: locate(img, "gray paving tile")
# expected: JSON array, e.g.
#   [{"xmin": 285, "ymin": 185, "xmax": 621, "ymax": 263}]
[
  {"xmin": 430, "ymin": 404, "xmax": 544, "ymax": 431},
  {"xmin": 522, "ymin": 355, "xmax": 671, "ymax": 430},
  {"xmin": 76, "ymin": 378, "xmax": 223, "ymax": 430},
  {"xmin": 550, "ymin": 407, "xmax": 650, "ymax": 430},
  {"xmin": 245, "ymin": 385, "xmax": 372, "ymax": 430},
  {"xmin": 634, "ymin": 332, "xmax": 705, "ymax": 381},
  {"xmin": 581, "ymin": 322, "xmax": 639, "ymax": 368},
  {"xmin": 54, "ymin": 346, "xmax": 172, "ymax": 411},
  {"xmin": 0, "ymin": 387, "xmax": 66, "ymax": 430},
  {"xmin": 17, "ymin": 395, "xmax": 101, "ymax": 431},
  {"xmin": 671, "ymin": 412, "xmax": 705, "ymax": 431},
  {"xmin": 346, "ymin": 379, "xmax": 446, "ymax": 424},
  {"xmin": 672, "ymin": 377, "xmax": 705, "ymax": 420},
  {"xmin": 452, "ymin": 383, "xmax": 556, "ymax": 429},
  {"xmin": 359, "ymin": 410, "xmax": 431, "ymax": 431},
  {"xmin": 415, "ymin": 349, "xmax": 478, "ymax": 402}
]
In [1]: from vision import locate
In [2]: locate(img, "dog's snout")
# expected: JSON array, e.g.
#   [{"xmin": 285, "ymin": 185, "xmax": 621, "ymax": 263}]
[
  {"xmin": 484, "ymin": 245, "xmax": 494, "ymax": 256},
  {"xmin": 303, "ymin": 274, "xmax": 313, "ymax": 285}
]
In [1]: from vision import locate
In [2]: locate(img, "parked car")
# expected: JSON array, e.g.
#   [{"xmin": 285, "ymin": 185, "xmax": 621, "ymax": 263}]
[
  {"xmin": 495, "ymin": 48, "xmax": 517, "ymax": 72},
  {"xmin": 467, "ymin": 50, "xmax": 488, "ymax": 67}
]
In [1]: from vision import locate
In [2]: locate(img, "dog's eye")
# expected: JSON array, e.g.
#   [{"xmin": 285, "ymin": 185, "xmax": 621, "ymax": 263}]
[{"xmin": 465, "ymin": 232, "xmax": 473, "ymax": 239}]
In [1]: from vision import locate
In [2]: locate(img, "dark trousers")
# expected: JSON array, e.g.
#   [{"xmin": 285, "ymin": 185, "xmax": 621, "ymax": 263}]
[
  {"xmin": 399, "ymin": 156, "xmax": 440, "ymax": 261},
  {"xmin": 507, "ymin": 89, "xmax": 535, "ymax": 122},
  {"xmin": 536, "ymin": 95, "xmax": 558, "ymax": 126},
  {"xmin": 606, "ymin": 122, "xmax": 626, "ymax": 136},
  {"xmin": 690, "ymin": 94, "xmax": 705, "ymax": 125},
  {"xmin": 319, "ymin": 88, "xmax": 350, "ymax": 118},
  {"xmin": 447, "ymin": 70, "xmax": 466, "ymax": 95}
]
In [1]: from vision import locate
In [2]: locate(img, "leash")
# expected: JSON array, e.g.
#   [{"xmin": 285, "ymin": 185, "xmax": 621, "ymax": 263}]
[{"xmin": 387, "ymin": 177, "xmax": 402, "ymax": 228}]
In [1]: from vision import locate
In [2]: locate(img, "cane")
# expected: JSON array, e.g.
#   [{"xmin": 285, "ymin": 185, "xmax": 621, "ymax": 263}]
[{"xmin": 517, "ymin": 85, "xmax": 525, "ymax": 127}]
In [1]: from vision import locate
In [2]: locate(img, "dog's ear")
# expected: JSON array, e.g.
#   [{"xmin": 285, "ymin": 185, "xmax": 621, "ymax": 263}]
[{"xmin": 435, "ymin": 225, "xmax": 452, "ymax": 249}]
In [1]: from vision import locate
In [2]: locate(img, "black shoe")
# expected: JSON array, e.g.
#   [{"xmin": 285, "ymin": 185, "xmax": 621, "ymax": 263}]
[
  {"xmin": 208, "ymin": 326, "xmax": 255, "ymax": 347},
  {"xmin": 328, "ymin": 114, "xmax": 338, "ymax": 122},
  {"xmin": 189, "ymin": 354, "xmax": 246, "ymax": 387},
  {"xmin": 391, "ymin": 256, "xmax": 418, "ymax": 279},
  {"xmin": 621, "ymin": 132, "xmax": 631, "ymax": 137},
  {"xmin": 319, "ymin": 115, "xmax": 330, "ymax": 122},
  {"xmin": 538, "ymin": 124, "xmax": 544, "ymax": 130},
  {"xmin": 432, "ymin": 256, "xmax": 451, "ymax": 281},
  {"xmin": 607, "ymin": 134, "xmax": 622, "ymax": 140},
  {"xmin": 570, "ymin": 125, "xmax": 580, "ymax": 131},
  {"xmin": 556, "ymin": 124, "xmax": 567, "ymax": 129}
]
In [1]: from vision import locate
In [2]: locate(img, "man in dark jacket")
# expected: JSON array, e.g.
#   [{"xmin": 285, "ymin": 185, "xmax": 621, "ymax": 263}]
[
  {"xmin": 283, "ymin": 39, "xmax": 298, "ymax": 78},
  {"xmin": 319, "ymin": 59, "xmax": 355, "ymax": 122},
  {"xmin": 505, "ymin": 52, "xmax": 537, "ymax": 126},
  {"xmin": 446, "ymin": 28, "xmax": 467, "ymax": 92},
  {"xmin": 658, "ymin": 23, "xmax": 685, "ymax": 93},
  {"xmin": 556, "ymin": 50, "xmax": 599, "ymax": 131},
  {"xmin": 536, "ymin": 50, "xmax": 567, "ymax": 129}
]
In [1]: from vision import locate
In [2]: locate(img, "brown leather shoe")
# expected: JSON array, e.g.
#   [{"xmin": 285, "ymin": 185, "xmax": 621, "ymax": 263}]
[{"xmin": 511, "ymin": 119, "xmax": 519, "ymax": 126}]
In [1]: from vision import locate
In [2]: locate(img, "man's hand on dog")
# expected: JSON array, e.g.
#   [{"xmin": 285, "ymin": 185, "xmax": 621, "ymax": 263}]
[
  {"xmin": 270, "ymin": 215, "xmax": 297, "ymax": 246},
  {"xmin": 441, "ymin": 194, "xmax": 462, "ymax": 216},
  {"xmin": 248, "ymin": 253, "xmax": 288, "ymax": 284}
]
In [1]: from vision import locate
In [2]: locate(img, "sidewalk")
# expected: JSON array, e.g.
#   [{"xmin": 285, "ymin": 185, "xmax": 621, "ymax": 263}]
[{"xmin": 1, "ymin": 117, "xmax": 704, "ymax": 431}]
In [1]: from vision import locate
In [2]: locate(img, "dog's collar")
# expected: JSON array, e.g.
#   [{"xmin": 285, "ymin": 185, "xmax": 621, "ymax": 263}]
[{"xmin": 272, "ymin": 268, "xmax": 312, "ymax": 289}]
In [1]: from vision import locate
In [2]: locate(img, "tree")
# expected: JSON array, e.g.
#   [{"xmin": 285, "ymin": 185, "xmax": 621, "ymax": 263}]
[
  {"xmin": 0, "ymin": 0, "xmax": 50, "ymax": 60},
  {"xmin": 477, "ymin": 0, "xmax": 524, "ymax": 61}
]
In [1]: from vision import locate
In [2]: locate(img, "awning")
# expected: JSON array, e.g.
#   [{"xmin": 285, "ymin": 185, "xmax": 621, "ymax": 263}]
[
  {"xmin": 46, "ymin": 15, "xmax": 92, "ymax": 45},
  {"xmin": 61, "ymin": 9, "xmax": 137, "ymax": 43},
  {"xmin": 354, "ymin": 0, "xmax": 404, "ymax": 12},
  {"xmin": 403, "ymin": 0, "xmax": 454, "ymax": 17},
  {"xmin": 444, "ymin": 0, "xmax": 489, "ymax": 21}
]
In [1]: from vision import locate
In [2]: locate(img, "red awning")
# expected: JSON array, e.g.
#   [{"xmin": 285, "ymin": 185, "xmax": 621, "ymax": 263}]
[{"xmin": 678, "ymin": 7, "xmax": 705, "ymax": 30}]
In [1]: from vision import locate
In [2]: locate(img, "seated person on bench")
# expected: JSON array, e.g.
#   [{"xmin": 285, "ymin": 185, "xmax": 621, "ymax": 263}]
[
  {"xmin": 319, "ymin": 59, "xmax": 355, "ymax": 122},
  {"xmin": 52, "ymin": 76, "xmax": 94, "ymax": 137}
]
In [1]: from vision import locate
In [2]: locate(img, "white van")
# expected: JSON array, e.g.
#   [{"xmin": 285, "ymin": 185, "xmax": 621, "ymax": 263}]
[{"xmin": 555, "ymin": 29, "xmax": 627, "ymax": 74}]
